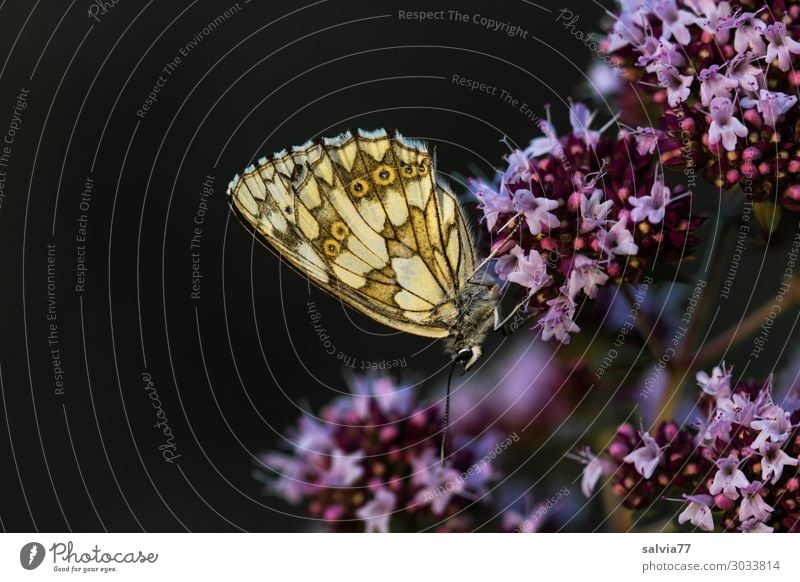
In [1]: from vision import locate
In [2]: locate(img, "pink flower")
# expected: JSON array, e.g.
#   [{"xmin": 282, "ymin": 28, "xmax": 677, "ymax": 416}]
[
  {"xmin": 569, "ymin": 102, "xmax": 600, "ymax": 146},
  {"xmin": 759, "ymin": 441, "xmax": 799, "ymax": 485},
  {"xmin": 678, "ymin": 494, "xmax": 714, "ymax": 531},
  {"xmin": 708, "ymin": 96, "xmax": 748, "ymax": 151},
  {"xmin": 322, "ymin": 449, "xmax": 365, "ymax": 486},
  {"xmin": 355, "ymin": 488, "xmax": 396, "ymax": 533},
  {"xmin": 494, "ymin": 244, "xmax": 524, "ymax": 281},
  {"xmin": 738, "ymin": 482, "xmax": 774, "ymax": 523},
  {"xmin": 695, "ymin": 363, "xmax": 732, "ymax": 399},
  {"xmin": 630, "ymin": 177, "xmax": 671, "ymax": 223},
  {"xmin": 567, "ymin": 254, "xmax": 609, "ymax": 299},
  {"xmin": 751, "ymin": 409, "xmax": 792, "ymax": 450},
  {"xmin": 733, "ymin": 12, "xmax": 766, "ymax": 55},
  {"xmin": 506, "ymin": 249, "xmax": 552, "ymax": 294},
  {"xmin": 412, "ymin": 464, "xmax": 467, "ymax": 515},
  {"xmin": 698, "ymin": 64, "xmax": 738, "ymax": 106},
  {"xmin": 709, "ymin": 456, "xmax": 749, "ymax": 499},
  {"xmin": 739, "ymin": 518, "xmax": 774, "ymax": 533},
  {"xmin": 578, "ymin": 447, "xmax": 613, "ymax": 497},
  {"xmin": 634, "ymin": 127, "xmax": 662, "ymax": 156},
  {"xmin": 741, "ymin": 89, "xmax": 798, "ymax": 128},
  {"xmin": 538, "ymin": 293, "xmax": 580, "ymax": 343},
  {"xmin": 727, "ymin": 52, "xmax": 762, "ymax": 93},
  {"xmin": 651, "ymin": 0, "xmax": 697, "ymax": 45},
  {"xmin": 579, "ymin": 189, "xmax": 614, "ymax": 233},
  {"xmin": 474, "ymin": 113, "xmax": 700, "ymax": 344},
  {"xmin": 695, "ymin": 0, "xmax": 733, "ymax": 44},
  {"xmin": 656, "ymin": 65, "xmax": 693, "ymax": 107},
  {"xmin": 525, "ymin": 120, "xmax": 560, "ymax": 158},
  {"xmin": 608, "ymin": 11, "xmax": 647, "ymax": 52},
  {"xmin": 514, "ymin": 190, "xmax": 561, "ymax": 235},
  {"xmin": 623, "ymin": 431, "xmax": 662, "ymax": 479},
  {"xmin": 475, "ymin": 182, "xmax": 514, "ymax": 230},
  {"xmin": 503, "ymin": 150, "xmax": 532, "ymax": 185},
  {"xmin": 764, "ymin": 22, "xmax": 800, "ymax": 72},
  {"xmin": 258, "ymin": 375, "xmax": 500, "ymax": 532},
  {"xmin": 598, "ymin": 216, "xmax": 639, "ymax": 256}
]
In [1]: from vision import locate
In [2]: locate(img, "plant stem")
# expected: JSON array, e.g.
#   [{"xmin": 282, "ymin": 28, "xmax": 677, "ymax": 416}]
[
  {"xmin": 620, "ymin": 283, "xmax": 665, "ymax": 361},
  {"xmin": 697, "ymin": 282, "xmax": 800, "ymax": 365},
  {"xmin": 655, "ymin": 201, "xmax": 740, "ymax": 425}
]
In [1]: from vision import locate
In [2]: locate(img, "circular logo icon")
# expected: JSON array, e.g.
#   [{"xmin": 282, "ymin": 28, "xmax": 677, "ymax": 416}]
[{"xmin": 19, "ymin": 542, "xmax": 45, "ymax": 570}]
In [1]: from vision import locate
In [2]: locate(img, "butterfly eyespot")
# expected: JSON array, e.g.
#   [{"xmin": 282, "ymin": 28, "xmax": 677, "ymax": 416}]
[
  {"xmin": 401, "ymin": 163, "xmax": 417, "ymax": 178},
  {"xmin": 373, "ymin": 165, "xmax": 395, "ymax": 186},
  {"xmin": 330, "ymin": 221, "xmax": 349, "ymax": 241},
  {"xmin": 349, "ymin": 178, "xmax": 370, "ymax": 197},
  {"xmin": 322, "ymin": 238, "xmax": 341, "ymax": 257},
  {"xmin": 229, "ymin": 130, "xmax": 489, "ymax": 358}
]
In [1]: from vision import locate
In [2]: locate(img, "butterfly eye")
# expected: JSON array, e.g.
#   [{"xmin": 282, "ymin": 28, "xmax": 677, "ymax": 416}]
[
  {"xmin": 456, "ymin": 348, "xmax": 473, "ymax": 364},
  {"xmin": 417, "ymin": 162, "xmax": 429, "ymax": 176},
  {"xmin": 322, "ymin": 238, "xmax": 341, "ymax": 257},
  {"xmin": 349, "ymin": 178, "xmax": 370, "ymax": 198},
  {"xmin": 401, "ymin": 163, "xmax": 417, "ymax": 178},
  {"xmin": 373, "ymin": 165, "xmax": 395, "ymax": 186}
]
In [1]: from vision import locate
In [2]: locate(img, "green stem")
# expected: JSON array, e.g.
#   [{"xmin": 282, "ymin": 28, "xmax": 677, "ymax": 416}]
[
  {"xmin": 697, "ymin": 282, "xmax": 800, "ymax": 365},
  {"xmin": 680, "ymin": 218, "xmax": 735, "ymax": 365},
  {"xmin": 656, "ymin": 203, "xmax": 740, "ymax": 424},
  {"xmin": 620, "ymin": 283, "xmax": 665, "ymax": 361}
]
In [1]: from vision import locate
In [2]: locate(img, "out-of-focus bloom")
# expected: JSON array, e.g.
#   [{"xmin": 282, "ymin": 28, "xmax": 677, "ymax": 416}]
[
  {"xmin": 574, "ymin": 447, "xmax": 616, "ymax": 497},
  {"xmin": 355, "ymin": 488, "xmax": 396, "ymax": 533},
  {"xmin": 256, "ymin": 375, "xmax": 501, "ymax": 532},
  {"xmin": 576, "ymin": 364, "xmax": 800, "ymax": 532},
  {"xmin": 587, "ymin": 62, "xmax": 623, "ymax": 97},
  {"xmin": 501, "ymin": 504, "xmax": 547, "ymax": 533},
  {"xmin": 471, "ymin": 102, "xmax": 703, "ymax": 343},
  {"xmin": 451, "ymin": 337, "xmax": 590, "ymax": 439},
  {"xmin": 601, "ymin": 0, "xmax": 800, "ymax": 210}
]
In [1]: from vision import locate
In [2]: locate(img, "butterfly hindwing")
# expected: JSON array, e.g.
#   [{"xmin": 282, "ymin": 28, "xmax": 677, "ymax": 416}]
[{"xmin": 228, "ymin": 129, "xmax": 477, "ymax": 339}]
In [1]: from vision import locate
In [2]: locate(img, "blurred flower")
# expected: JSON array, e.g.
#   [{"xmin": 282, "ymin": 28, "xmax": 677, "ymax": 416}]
[
  {"xmin": 472, "ymin": 102, "xmax": 702, "ymax": 343},
  {"xmin": 601, "ymin": 0, "xmax": 800, "ymax": 210},
  {"xmin": 587, "ymin": 62, "xmax": 623, "ymax": 97},
  {"xmin": 576, "ymin": 364, "xmax": 800, "ymax": 532},
  {"xmin": 452, "ymin": 337, "xmax": 590, "ymax": 439},
  {"xmin": 256, "ymin": 375, "xmax": 501, "ymax": 532}
]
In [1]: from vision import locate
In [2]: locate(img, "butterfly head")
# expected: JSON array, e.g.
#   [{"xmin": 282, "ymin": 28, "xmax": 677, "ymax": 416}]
[{"xmin": 444, "ymin": 282, "xmax": 499, "ymax": 371}]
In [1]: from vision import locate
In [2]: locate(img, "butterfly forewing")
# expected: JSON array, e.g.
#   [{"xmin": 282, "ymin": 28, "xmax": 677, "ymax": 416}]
[{"xmin": 228, "ymin": 128, "xmax": 477, "ymax": 339}]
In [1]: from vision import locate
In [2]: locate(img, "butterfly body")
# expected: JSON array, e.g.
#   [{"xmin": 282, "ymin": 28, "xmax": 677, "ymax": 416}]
[{"xmin": 228, "ymin": 129, "xmax": 497, "ymax": 369}]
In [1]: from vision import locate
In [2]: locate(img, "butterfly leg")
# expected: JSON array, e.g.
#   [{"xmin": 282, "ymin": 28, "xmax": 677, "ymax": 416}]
[{"xmin": 493, "ymin": 295, "xmax": 533, "ymax": 333}]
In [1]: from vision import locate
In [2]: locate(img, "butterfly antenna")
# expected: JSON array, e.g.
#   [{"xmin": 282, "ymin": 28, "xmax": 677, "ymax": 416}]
[{"xmin": 440, "ymin": 355, "xmax": 461, "ymax": 468}]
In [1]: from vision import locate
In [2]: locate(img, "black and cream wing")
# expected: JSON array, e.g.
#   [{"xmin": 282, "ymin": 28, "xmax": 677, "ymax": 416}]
[{"xmin": 227, "ymin": 128, "xmax": 478, "ymax": 339}]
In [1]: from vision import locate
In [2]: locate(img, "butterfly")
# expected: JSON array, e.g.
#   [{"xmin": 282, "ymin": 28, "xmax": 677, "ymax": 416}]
[{"xmin": 227, "ymin": 129, "xmax": 499, "ymax": 370}]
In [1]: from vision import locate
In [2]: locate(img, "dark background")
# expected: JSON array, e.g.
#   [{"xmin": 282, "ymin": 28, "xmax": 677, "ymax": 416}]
[
  {"xmin": 0, "ymin": 0, "xmax": 610, "ymax": 532},
  {"xmin": 0, "ymin": 0, "xmax": 795, "ymax": 532}
]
